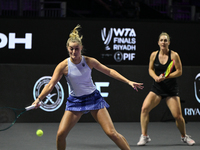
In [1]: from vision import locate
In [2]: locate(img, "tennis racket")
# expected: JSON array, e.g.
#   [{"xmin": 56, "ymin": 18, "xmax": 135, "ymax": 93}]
[
  {"xmin": 0, "ymin": 102, "xmax": 41, "ymax": 131},
  {"xmin": 162, "ymin": 59, "xmax": 175, "ymax": 78}
]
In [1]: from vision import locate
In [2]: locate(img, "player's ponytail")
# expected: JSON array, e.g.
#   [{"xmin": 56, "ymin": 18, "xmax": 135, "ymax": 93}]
[{"xmin": 66, "ymin": 24, "xmax": 83, "ymax": 47}]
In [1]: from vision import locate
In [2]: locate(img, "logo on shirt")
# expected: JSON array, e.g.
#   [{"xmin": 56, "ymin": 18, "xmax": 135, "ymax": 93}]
[{"xmin": 33, "ymin": 76, "xmax": 64, "ymax": 112}]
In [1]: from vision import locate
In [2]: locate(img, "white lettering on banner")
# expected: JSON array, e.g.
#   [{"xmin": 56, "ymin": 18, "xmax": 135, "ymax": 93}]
[
  {"xmin": 0, "ymin": 33, "xmax": 32, "ymax": 49},
  {"xmin": 113, "ymin": 44, "xmax": 136, "ymax": 51},
  {"xmin": 123, "ymin": 53, "xmax": 135, "ymax": 60},
  {"xmin": 101, "ymin": 27, "xmax": 137, "ymax": 63},
  {"xmin": 0, "ymin": 33, "xmax": 8, "ymax": 48},
  {"xmin": 113, "ymin": 38, "xmax": 136, "ymax": 44},
  {"xmin": 113, "ymin": 28, "xmax": 136, "ymax": 37},
  {"xmin": 9, "ymin": 33, "xmax": 32, "ymax": 49},
  {"xmin": 184, "ymin": 108, "xmax": 200, "ymax": 116},
  {"xmin": 95, "ymin": 82, "xmax": 109, "ymax": 97}
]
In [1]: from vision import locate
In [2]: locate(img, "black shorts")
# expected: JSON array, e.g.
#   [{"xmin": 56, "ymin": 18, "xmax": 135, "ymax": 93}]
[{"xmin": 150, "ymin": 83, "xmax": 179, "ymax": 99}]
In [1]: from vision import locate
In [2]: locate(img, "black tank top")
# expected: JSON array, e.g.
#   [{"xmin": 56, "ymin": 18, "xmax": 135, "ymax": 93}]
[
  {"xmin": 151, "ymin": 50, "xmax": 179, "ymax": 98},
  {"xmin": 154, "ymin": 50, "xmax": 175, "ymax": 76}
]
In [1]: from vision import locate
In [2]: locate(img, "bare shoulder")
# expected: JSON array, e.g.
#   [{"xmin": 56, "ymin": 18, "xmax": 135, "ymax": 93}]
[
  {"xmin": 171, "ymin": 50, "xmax": 180, "ymax": 59},
  {"xmin": 150, "ymin": 50, "xmax": 158, "ymax": 60},
  {"xmin": 84, "ymin": 56, "xmax": 99, "ymax": 69},
  {"xmin": 57, "ymin": 58, "xmax": 68, "ymax": 75},
  {"xmin": 58, "ymin": 58, "xmax": 68, "ymax": 67},
  {"xmin": 171, "ymin": 50, "xmax": 180, "ymax": 62},
  {"xmin": 84, "ymin": 56, "xmax": 96, "ymax": 62},
  {"xmin": 171, "ymin": 50, "xmax": 182, "ymax": 66}
]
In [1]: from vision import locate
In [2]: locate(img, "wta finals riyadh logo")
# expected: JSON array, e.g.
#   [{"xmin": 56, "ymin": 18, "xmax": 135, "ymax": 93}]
[
  {"xmin": 101, "ymin": 28, "xmax": 113, "ymax": 50},
  {"xmin": 194, "ymin": 73, "xmax": 200, "ymax": 103},
  {"xmin": 101, "ymin": 27, "xmax": 136, "ymax": 62}
]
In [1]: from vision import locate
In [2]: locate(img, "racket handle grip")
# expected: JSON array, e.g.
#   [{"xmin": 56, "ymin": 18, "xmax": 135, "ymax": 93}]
[{"xmin": 25, "ymin": 101, "xmax": 42, "ymax": 111}]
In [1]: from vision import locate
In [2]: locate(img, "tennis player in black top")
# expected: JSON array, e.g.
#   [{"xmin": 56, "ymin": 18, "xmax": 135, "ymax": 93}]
[{"xmin": 137, "ymin": 32, "xmax": 195, "ymax": 146}]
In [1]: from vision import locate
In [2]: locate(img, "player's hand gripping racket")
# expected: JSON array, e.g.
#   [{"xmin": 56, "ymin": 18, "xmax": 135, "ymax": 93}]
[
  {"xmin": 162, "ymin": 59, "xmax": 175, "ymax": 78},
  {"xmin": 0, "ymin": 102, "xmax": 41, "ymax": 131}
]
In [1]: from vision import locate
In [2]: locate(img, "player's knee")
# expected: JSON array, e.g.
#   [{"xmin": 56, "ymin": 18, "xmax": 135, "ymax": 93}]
[
  {"xmin": 57, "ymin": 130, "xmax": 67, "ymax": 142},
  {"xmin": 105, "ymin": 129, "xmax": 118, "ymax": 140},
  {"xmin": 173, "ymin": 114, "xmax": 183, "ymax": 121},
  {"xmin": 141, "ymin": 106, "xmax": 149, "ymax": 114}
]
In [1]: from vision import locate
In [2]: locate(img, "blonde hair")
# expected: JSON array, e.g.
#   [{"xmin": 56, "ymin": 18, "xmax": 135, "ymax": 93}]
[
  {"xmin": 159, "ymin": 32, "xmax": 170, "ymax": 41},
  {"xmin": 66, "ymin": 24, "xmax": 83, "ymax": 47}
]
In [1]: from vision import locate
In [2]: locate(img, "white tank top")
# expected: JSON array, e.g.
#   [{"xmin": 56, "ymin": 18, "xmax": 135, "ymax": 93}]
[{"xmin": 65, "ymin": 56, "xmax": 96, "ymax": 97}]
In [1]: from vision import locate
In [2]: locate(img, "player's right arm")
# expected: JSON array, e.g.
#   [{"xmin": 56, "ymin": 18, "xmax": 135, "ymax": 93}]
[
  {"xmin": 32, "ymin": 59, "xmax": 68, "ymax": 106},
  {"xmin": 168, "ymin": 50, "xmax": 182, "ymax": 78},
  {"xmin": 148, "ymin": 51, "xmax": 163, "ymax": 83}
]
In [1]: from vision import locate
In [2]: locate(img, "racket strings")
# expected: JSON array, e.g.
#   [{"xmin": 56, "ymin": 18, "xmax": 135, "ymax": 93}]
[
  {"xmin": 0, "ymin": 108, "xmax": 16, "ymax": 123},
  {"xmin": 0, "ymin": 107, "xmax": 26, "ymax": 131}
]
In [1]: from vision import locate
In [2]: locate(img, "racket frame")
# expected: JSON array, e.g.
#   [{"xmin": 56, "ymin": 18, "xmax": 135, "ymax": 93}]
[
  {"xmin": 163, "ymin": 59, "xmax": 175, "ymax": 78},
  {"xmin": 0, "ymin": 102, "xmax": 41, "ymax": 131}
]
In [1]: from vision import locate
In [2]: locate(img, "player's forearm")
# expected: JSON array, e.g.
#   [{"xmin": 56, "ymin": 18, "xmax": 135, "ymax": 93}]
[
  {"xmin": 167, "ymin": 69, "xmax": 182, "ymax": 79},
  {"xmin": 109, "ymin": 69, "xmax": 130, "ymax": 84},
  {"xmin": 149, "ymin": 69, "xmax": 158, "ymax": 80},
  {"xmin": 37, "ymin": 83, "xmax": 54, "ymax": 100}
]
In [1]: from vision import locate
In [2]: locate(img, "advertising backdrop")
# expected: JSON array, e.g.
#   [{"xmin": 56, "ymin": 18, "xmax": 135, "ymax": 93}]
[
  {"xmin": 0, "ymin": 64, "xmax": 200, "ymax": 122},
  {"xmin": 0, "ymin": 18, "xmax": 200, "ymax": 66},
  {"xmin": 0, "ymin": 18, "xmax": 200, "ymax": 122}
]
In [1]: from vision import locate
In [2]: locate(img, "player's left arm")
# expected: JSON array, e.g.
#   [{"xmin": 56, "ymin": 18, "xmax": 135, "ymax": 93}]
[
  {"xmin": 85, "ymin": 56, "xmax": 143, "ymax": 91},
  {"xmin": 168, "ymin": 50, "xmax": 182, "ymax": 79}
]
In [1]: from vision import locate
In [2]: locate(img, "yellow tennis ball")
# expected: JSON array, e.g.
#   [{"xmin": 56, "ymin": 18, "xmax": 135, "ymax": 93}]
[{"xmin": 36, "ymin": 129, "xmax": 43, "ymax": 137}]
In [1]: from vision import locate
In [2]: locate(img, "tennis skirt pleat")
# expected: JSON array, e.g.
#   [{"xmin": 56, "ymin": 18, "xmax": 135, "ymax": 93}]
[{"xmin": 65, "ymin": 90, "xmax": 109, "ymax": 113}]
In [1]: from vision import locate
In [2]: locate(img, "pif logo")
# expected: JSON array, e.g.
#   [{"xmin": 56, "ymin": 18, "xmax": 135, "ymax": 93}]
[
  {"xmin": 114, "ymin": 51, "xmax": 135, "ymax": 62},
  {"xmin": 101, "ymin": 27, "xmax": 136, "ymax": 62},
  {"xmin": 0, "ymin": 33, "xmax": 32, "ymax": 49}
]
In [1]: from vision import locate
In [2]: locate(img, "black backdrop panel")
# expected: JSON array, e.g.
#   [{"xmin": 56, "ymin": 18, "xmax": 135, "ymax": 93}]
[
  {"xmin": 0, "ymin": 18, "xmax": 200, "ymax": 66},
  {"xmin": 0, "ymin": 64, "xmax": 199, "ymax": 122}
]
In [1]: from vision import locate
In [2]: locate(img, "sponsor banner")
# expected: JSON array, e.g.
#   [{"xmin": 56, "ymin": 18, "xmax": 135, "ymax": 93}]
[
  {"xmin": 0, "ymin": 18, "xmax": 200, "ymax": 66},
  {"xmin": 0, "ymin": 64, "xmax": 199, "ymax": 122},
  {"xmin": 183, "ymin": 71, "xmax": 200, "ymax": 119},
  {"xmin": 101, "ymin": 27, "xmax": 136, "ymax": 63},
  {"xmin": 0, "ymin": 33, "xmax": 32, "ymax": 49}
]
